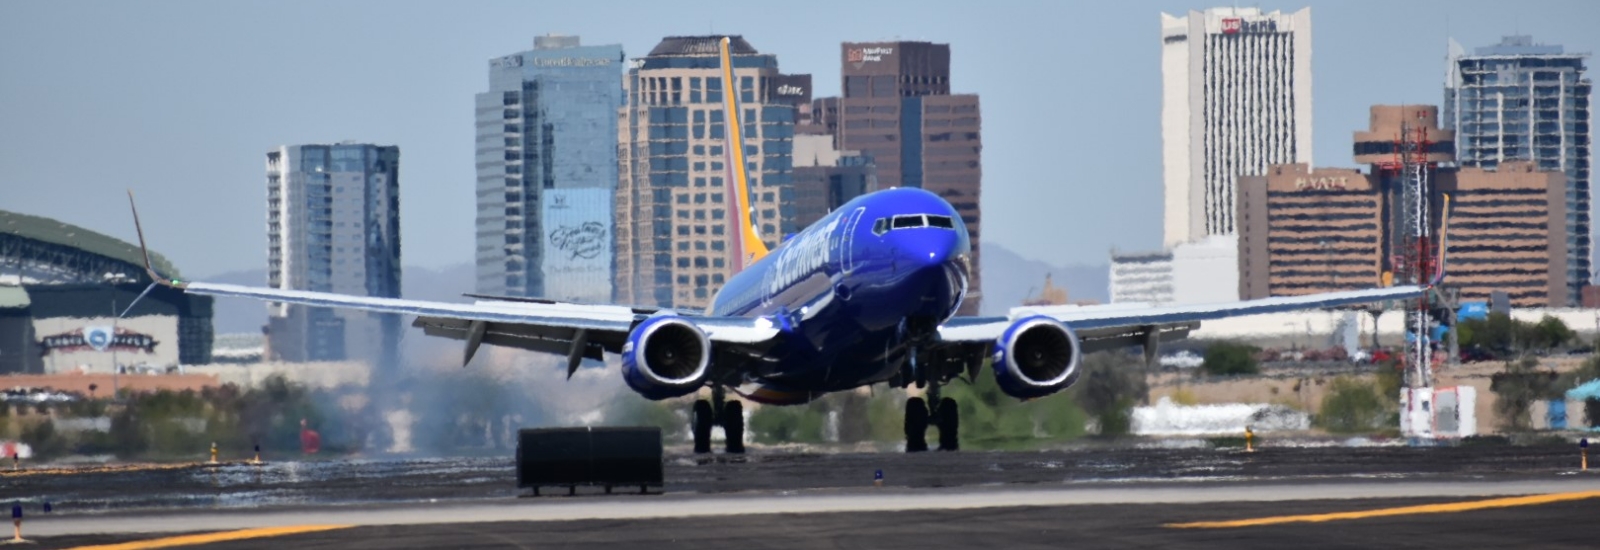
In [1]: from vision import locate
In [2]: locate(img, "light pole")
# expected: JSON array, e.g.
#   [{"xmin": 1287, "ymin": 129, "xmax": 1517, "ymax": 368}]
[{"xmin": 110, "ymin": 299, "xmax": 119, "ymax": 399}]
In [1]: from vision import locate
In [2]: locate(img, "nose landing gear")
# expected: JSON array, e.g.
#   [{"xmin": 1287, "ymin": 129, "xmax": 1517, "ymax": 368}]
[{"xmin": 904, "ymin": 380, "xmax": 960, "ymax": 453}]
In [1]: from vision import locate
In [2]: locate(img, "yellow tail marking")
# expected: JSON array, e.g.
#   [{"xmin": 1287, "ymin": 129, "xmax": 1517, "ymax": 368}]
[{"xmin": 719, "ymin": 37, "xmax": 769, "ymax": 269}]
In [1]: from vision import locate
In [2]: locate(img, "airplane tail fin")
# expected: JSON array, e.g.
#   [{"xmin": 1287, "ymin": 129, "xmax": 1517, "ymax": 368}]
[{"xmin": 718, "ymin": 36, "xmax": 770, "ymax": 272}]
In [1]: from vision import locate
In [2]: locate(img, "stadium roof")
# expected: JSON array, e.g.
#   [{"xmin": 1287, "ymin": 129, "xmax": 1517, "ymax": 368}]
[{"xmin": 0, "ymin": 209, "xmax": 181, "ymax": 279}]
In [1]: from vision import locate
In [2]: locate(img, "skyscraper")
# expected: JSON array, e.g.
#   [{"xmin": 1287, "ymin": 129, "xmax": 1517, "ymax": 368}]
[
  {"xmin": 1161, "ymin": 7, "xmax": 1313, "ymax": 247},
  {"xmin": 1236, "ymin": 105, "xmax": 1569, "ymax": 307},
  {"xmin": 614, "ymin": 36, "xmax": 802, "ymax": 310},
  {"xmin": 791, "ymin": 132, "xmax": 876, "ymax": 229},
  {"xmin": 265, "ymin": 143, "xmax": 401, "ymax": 363},
  {"xmin": 1446, "ymin": 35, "xmax": 1592, "ymax": 304},
  {"xmin": 832, "ymin": 41, "xmax": 983, "ymax": 314},
  {"xmin": 475, "ymin": 35, "xmax": 624, "ymax": 303}
]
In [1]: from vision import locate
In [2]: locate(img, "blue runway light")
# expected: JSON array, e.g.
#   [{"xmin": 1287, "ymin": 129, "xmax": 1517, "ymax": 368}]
[
  {"xmin": 1582, "ymin": 438, "xmax": 1589, "ymax": 449},
  {"xmin": 10, "ymin": 505, "xmax": 18, "ymax": 519},
  {"xmin": 41, "ymin": 503, "xmax": 51, "ymax": 513}
]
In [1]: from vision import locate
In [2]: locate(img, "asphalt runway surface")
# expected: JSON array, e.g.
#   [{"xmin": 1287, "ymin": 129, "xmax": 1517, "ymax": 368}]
[{"xmin": 5, "ymin": 443, "xmax": 1599, "ymax": 548}]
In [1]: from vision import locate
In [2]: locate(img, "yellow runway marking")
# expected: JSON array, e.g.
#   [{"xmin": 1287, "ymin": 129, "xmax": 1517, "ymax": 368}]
[
  {"xmin": 1166, "ymin": 490, "xmax": 1600, "ymax": 529},
  {"xmin": 0, "ymin": 462, "xmax": 253, "ymax": 479},
  {"xmin": 67, "ymin": 524, "xmax": 353, "ymax": 550}
]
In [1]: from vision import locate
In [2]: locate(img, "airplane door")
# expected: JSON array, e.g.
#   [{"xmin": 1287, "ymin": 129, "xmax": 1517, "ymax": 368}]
[{"xmin": 840, "ymin": 207, "xmax": 865, "ymax": 273}]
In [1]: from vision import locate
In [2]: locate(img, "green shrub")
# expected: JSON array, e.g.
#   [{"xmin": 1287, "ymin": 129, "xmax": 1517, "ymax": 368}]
[
  {"xmin": 1203, "ymin": 342, "xmax": 1260, "ymax": 376},
  {"xmin": 1317, "ymin": 377, "xmax": 1389, "ymax": 433},
  {"xmin": 1070, "ymin": 352, "xmax": 1147, "ymax": 437},
  {"xmin": 942, "ymin": 362, "xmax": 1088, "ymax": 449},
  {"xmin": 748, "ymin": 401, "xmax": 828, "ymax": 444}
]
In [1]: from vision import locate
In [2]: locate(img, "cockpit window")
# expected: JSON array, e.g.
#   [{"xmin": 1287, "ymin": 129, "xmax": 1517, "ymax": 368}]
[
  {"xmin": 891, "ymin": 215, "xmax": 925, "ymax": 229},
  {"xmin": 873, "ymin": 214, "xmax": 957, "ymax": 234}
]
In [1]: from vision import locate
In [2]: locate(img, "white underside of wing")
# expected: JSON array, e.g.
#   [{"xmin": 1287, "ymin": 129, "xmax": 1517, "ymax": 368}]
[
  {"xmin": 185, "ymin": 282, "xmax": 779, "ymax": 344},
  {"xmin": 938, "ymin": 286, "xmax": 1425, "ymax": 343},
  {"xmin": 695, "ymin": 316, "xmax": 781, "ymax": 344},
  {"xmin": 188, "ymin": 282, "xmax": 634, "ymax": 331}
]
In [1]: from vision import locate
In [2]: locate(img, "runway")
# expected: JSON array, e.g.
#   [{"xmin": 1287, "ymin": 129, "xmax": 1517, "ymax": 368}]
[
  {"xmin": 32, "ymin": 479, "xmax": 1600, "ymax": 549},
  {"xmin": 4, "ymin": 442, "xmax": 1586, "ymax": 513},
  {"xmin": 5, "ymin": 443, "xmax": 1597, "ymax": 548}
]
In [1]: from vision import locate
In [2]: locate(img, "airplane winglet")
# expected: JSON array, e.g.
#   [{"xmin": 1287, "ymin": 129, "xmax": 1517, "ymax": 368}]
[
  {"xmin": 126, "ymin": 190, "xmax": 184, "ymax": 288},
  {"xmin": 1430, "ymin": 193, "xmax": 1450, "ymax": 287}
]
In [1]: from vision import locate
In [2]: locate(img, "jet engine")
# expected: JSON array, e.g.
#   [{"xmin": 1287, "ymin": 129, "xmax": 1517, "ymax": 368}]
[
  {"xmin": 991, "ymin": 316, "xmax": 1082, "ymax": 399},
  {"xmin": 622, "ymin": 315, "xmax": 712, "ymax": 400}
]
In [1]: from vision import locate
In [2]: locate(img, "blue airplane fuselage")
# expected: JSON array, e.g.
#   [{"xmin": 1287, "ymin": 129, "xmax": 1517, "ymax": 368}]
[{"xmin": 707, "ymin": 187, "xmax": 970, "ymax": 404}]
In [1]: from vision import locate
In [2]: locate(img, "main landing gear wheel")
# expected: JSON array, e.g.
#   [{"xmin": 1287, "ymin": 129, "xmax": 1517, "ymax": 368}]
[
  {"xmin": 692, "ymin": 399, "xmax": 714, "ymax": 454},
  {"xmin": 904, "ymin": 397, "xmax": 929, "ymax": 452},
  {"xmin": 723, "ymin": 400, "xmax": 745, "ymax": 454},
  {"xmin": 936, "ymin": 397, "xmax": 959, "ymax": 451}
]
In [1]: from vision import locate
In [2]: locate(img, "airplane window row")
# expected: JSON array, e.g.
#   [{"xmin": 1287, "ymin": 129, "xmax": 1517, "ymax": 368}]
[{"xmin": 872, "ymin": 214, "xmax": 957, "ymax": 235}]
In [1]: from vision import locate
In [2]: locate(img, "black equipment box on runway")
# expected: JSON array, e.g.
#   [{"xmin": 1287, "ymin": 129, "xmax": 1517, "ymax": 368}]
[{"xmin": 516, "ymin": 427, "xmax": 663, "ymax": 494}]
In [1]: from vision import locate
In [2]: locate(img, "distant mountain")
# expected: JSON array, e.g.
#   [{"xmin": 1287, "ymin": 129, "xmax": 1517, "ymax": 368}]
[
  {"xmin": 202, "ymin": 263, "xmax": 475, "ymax": 335},
  {"xmin": 978, "ymin": 244, "xmax": 1107, "ymax": 316},
  {"xmin": 204, "ymin": 268, "xmax": 269, "ymax": 334}
]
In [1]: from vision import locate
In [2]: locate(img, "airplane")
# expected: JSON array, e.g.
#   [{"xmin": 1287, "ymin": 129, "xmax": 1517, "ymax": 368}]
[{"xmin": 126, "ymin": 38, "xmax": 1425, "ymax": 454}]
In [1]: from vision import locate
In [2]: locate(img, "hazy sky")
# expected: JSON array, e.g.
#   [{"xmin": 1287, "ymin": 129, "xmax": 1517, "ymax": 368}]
[{"xmin": 2, "ymin": 0, "xmax": 1595, "ymax": 278}]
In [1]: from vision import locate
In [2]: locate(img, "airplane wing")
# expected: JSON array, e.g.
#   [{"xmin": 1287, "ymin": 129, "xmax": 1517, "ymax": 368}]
[
  {"xmin": 937, "ymin": 285, "xmax": 1423, "ymax": 354},
  {"xmin": 180, "ymin": 282, "xmax": 778, "ymax": 367},
  {"xmin": 124, "ymin": 192, "xmax": 779, "ymax": 373}
]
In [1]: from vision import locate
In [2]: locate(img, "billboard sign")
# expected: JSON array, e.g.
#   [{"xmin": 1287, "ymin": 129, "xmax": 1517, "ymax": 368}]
[
  {"xmin": 532, "ymin": 57, "xmax": 613, "ymax": 68},
  {"xmin": 542, "ymin": 188, "xmax": 614, "ymax": 302},
  {"xmin": 764, "ymin": 74, "xmax": 812, "ymax": 106},
  {"xmin": 1221, "ymin": 17, "xmax": 1278, "ymax": 34},
  {"xmin": 847, "ymin": 46, "xmax": 893, "ymax": 63},
  {"xmin": 491, "ymin": 54, "xmax": 523, "ymax": 69},
  {"xmin": 37, "ymin": 326, "xmax": 158, "ymax": 356}
]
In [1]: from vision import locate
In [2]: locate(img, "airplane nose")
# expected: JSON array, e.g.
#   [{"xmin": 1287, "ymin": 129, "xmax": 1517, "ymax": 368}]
[{"xmin": 898, "ymin": 230, "xmax": 958, "ymax": 269}]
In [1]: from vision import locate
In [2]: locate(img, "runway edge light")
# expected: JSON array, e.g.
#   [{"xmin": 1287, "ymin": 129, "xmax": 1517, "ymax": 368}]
[{"xmin": 10, "ymin": 503, "xmax": 22, "ymax": 543}]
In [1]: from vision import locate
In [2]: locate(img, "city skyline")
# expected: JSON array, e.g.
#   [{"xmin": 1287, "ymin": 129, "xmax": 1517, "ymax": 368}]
[
  {"xmin": 265, "ymin": 143, "xmax": 402, "ymax": 362},
  {"xmin": 473, "ymin": 35, "xmax": 623, "ymax": 302},
  {"xmin": 1446, "ymin": 35, "xmax": 1592, "ymax": 304},
  {"xmin": 1161, "ymin": 6, "xmax": 1312, "ymax": 246},
  {"xmin": 2, "ymin": 0, "xmax": 1594, "ymax": 280}
]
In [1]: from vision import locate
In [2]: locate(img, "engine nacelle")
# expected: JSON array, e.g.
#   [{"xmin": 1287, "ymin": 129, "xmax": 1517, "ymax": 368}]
[
  {"xmin": 992, "ymin": 316, "xmax": 1082, "ymax": 400},
  {"xmin": 622, "ymin": 315, "xmax": 712, "ymax": 400}
]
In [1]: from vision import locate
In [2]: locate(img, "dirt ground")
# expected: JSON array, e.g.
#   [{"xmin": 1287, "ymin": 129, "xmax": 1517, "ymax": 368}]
[{"xmin": 1148, "ymin": 356, "xmax": 1591, "ymax": 432}]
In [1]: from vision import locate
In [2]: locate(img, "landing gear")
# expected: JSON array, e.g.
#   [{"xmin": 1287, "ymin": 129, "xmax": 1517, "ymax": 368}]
[
  {"xmin": 723, "ymin": 401, "xmax": 745, "ymax": 454},
  {"xmin": 936, "ymin": 397, "xmax": 959, "ymax": 451},
  {"xmin": 690, "ymin": 386, "xmax": 745, "ymax": 454},
  {"xmin": 692, "ymin": 399, "xmax": 714, "ymax": 454},
  {"xmin": 904, "ymin": 397, "xmax": 929, "ymax": 452},
  {"xmin": 905, "ymin": 391, "xmax": 960, "ymax": 452}
]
